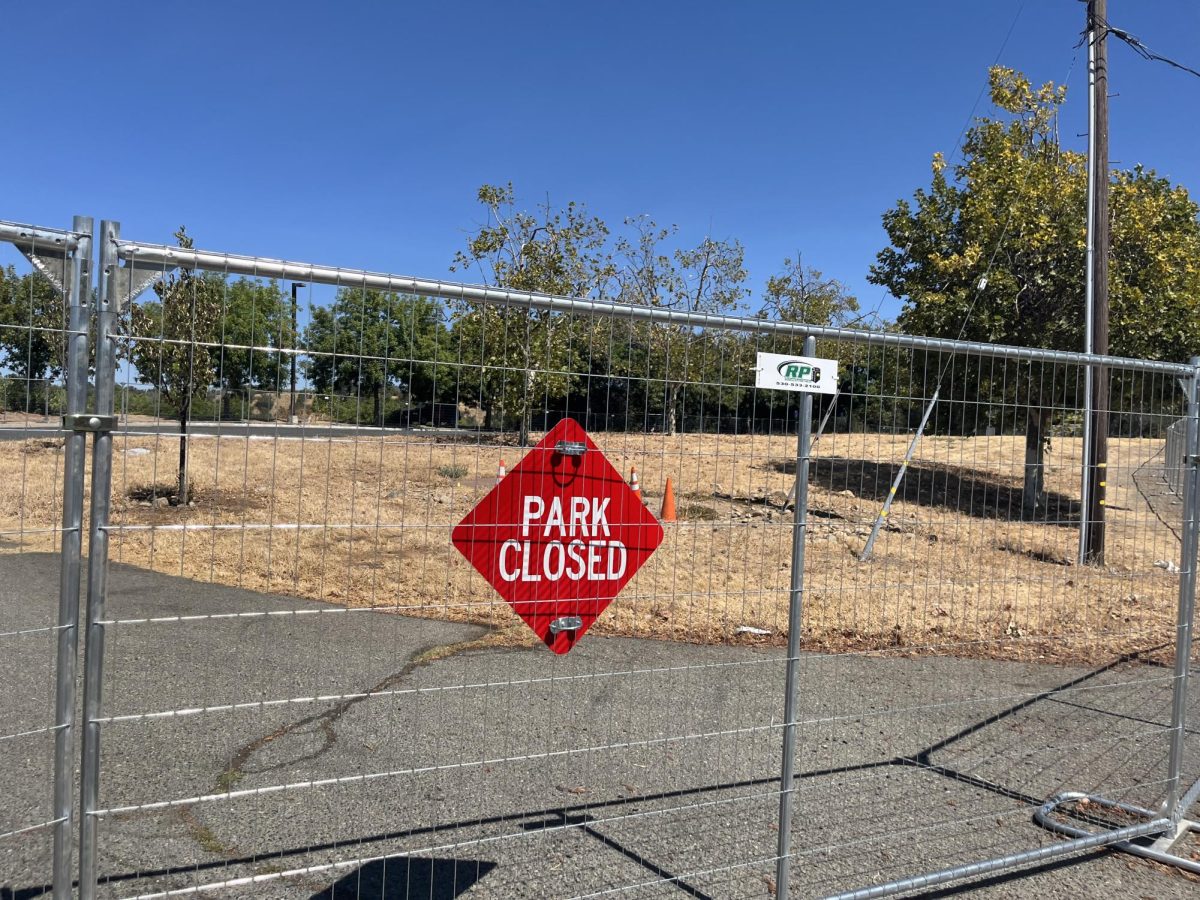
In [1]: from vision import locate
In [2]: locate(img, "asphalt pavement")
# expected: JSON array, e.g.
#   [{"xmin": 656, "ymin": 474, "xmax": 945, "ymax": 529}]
[{"xmin": 2, "ymin": 552, "xmax": 1198, "ymax": 899}]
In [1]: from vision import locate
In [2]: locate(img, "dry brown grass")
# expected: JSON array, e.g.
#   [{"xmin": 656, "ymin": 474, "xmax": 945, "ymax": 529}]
[{"xmin": 0, "ymin": 426, "xmax": 1183, "ymax": 664}]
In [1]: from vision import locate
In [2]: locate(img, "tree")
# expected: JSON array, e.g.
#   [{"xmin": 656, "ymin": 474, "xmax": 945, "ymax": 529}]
[
  {"xmin": 0, "ymin": 267, "xmax": 67, "ymax": 414},
  {"xmin": 451, "ymin": 183, "xmax": 614, "ymax": 444},
  {"xmin": 128, "ymin": 227, "xmax": 222, "ymax": 503},
  {"xmin": 304, "ymin": 288, "xmax": 447, "ymax": 427},
  {"xmin": 614, "ymin": 217, "xmax": 749, "ymax": 434},
  {"xmin": 761, "ymin": 258, "xmax": 858, "ymax": 327},
  {"xmin": 213, "ymin": 278, "xmax": 291, "ymax": 419},
  {"xmin": 760, "ymin": 256, "xmax": 860, "ymax": 357},
  {"xmin": 757, "ymin": 257, "xmax": 862, "ymax": 430},
  {"xmin": 869, "ymin": 66, "xmax": 1200, "ymax": 514}
]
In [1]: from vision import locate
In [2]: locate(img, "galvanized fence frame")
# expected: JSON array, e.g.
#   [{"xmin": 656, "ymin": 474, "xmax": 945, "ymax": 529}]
[
  {"xmin": 0, "ymin": 216, "xmax": 93, "ymax": 900},
  {"xmin": 2, "ymin": 215, "xmax": 1198, "ymax": 897}
]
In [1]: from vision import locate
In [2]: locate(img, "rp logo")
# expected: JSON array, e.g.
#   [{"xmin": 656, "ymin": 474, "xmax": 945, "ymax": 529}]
[{"xmin": 778, "ymin": 361, "xmax": 820, "ymax": 384}]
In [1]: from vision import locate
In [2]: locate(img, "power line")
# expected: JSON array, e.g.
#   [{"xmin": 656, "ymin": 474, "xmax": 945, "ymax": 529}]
[
  {"xmin": 1085, "ymin": 9, "xmax": 1200, "ymax": 81},
  {"xmin": 851, "ymin": 0, "xmax": 1028, "ymax": 329}
]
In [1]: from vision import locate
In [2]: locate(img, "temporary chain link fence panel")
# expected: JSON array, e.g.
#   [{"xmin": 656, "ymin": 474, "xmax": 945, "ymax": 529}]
[
  {"xmin": 0, "ymin": 217, "xmax": 93, "ymax": 900},
  {"xmin": 78, "ymin": 232, "xmax": 823, "ymax": 900},
  {"xmin": 76, "ymin": 231, "xmax": 1200, "ymax": 898},
  {"xmin": 3, "ymin": 216, "xmax": 1198, "ymax": 898}
]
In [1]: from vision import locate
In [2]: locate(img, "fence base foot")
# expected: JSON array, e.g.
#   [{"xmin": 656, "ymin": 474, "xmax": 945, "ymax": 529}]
[
  {"xmin": 1034, "ymin": 789, "xmax": 1200, "ymax": 876},
  {"xmin": 824, "ymin": 807, "xmax": 1170, "ymax": 900}
]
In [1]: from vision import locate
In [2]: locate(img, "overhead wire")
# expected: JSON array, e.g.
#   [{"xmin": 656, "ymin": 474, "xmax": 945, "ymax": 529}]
[
  {"xmin": 849, "ymin": 0, "xmax": 1029, "ymax": 329},
  {"xmin": 1080, "ymin": 6, "xmax": 1200, "ymax": 81}
]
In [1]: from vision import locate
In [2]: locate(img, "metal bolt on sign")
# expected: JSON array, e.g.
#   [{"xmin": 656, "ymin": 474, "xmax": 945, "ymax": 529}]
[
  {"xmin": 549, "ymin": 616, "xmax": 584, "ymax": 634},
  {"xmin": 554, "ymin": 440, "xmax": 588, "ymax": 456}
]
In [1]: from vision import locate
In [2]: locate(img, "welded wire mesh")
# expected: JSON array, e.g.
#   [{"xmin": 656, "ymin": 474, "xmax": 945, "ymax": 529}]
[
  {"xmin": 62, "ymin": 238, "xmax": 1200, "ymax": 899},
  {"xmin": 0, "ymin": 225, "xmax": 79, "ymax": 893},
  {"xmin": 1165, "ymin": 416, "xmax": 1187, "ymax": 496}
]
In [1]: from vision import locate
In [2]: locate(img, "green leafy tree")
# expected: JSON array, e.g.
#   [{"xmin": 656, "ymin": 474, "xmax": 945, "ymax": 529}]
[
  {"xmin": 128, "ymin": 227, "xmax": 222, "ymax": 503},
  {"xmin": 213, "ymin": 278, "xmax": 291, "ymax": 419},
  {"xmin": 303, "ymin": 288, "xmax": 447, "ymax": 427},
  {"xmin": 451, "ymin": 183, "xmax": 614, "ymax": 444},
  {"xmin": 0, "ymin": 267, "xmax": 67, "ymax": 414},
  {"xmin": 614, "ymin": 217, "xmax": 749, "ymax": 433},
  {"xmin": 761, "ymin": 258, "xmax": 859, "ymax": 332},
  {"xmin": 760, "ymin": 255, "xmax": 860, "ymax": 362},
  {"xmin": 869, "ymin": 66, "xmax": 1200, "ymax": 514}
]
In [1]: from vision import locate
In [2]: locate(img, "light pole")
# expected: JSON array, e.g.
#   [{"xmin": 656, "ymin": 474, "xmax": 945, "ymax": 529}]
[{"xmin": 290, "ymin": 282, "xmax": 305, "ymax": 424}]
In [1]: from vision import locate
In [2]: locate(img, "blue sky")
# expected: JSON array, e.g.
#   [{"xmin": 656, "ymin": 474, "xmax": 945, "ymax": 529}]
[{"xmin": 3, "ymin": 1, "xmax": 1198, "ymax": 322}]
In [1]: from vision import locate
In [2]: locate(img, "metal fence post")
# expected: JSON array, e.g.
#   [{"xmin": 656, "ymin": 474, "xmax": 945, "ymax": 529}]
[
  {"xmin": 1078, "ymin": 362, "xmax": 1095, "ymax": 563},
  {"xmin": 51, "ymin": 216, "xmax": 93, "ymax": 899},
  {"xmin": 78, "ymin": 220, "xmax": 120, "ymax": 899},
  {"xmin": 775, "ymin": 334, "xmax": 816, "ymax": 900},
  {"xmin": 1164, "ymin": 356, "xmax": 1200, "ymax": 824}
]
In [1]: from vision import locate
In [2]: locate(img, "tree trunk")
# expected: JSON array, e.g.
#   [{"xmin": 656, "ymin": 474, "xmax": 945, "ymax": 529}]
[
  {"xmin": 177, "ymin": 394, "xmax": 191, "ymax": 505},
  {"xmin": 373, "ymin": 385, "xmax": 384, "ymax": 428},
  {"xmin": 1022, "ymin": 407, "xmax": 1049, "ymax": 519},
  {"xmin": 519, "ymin": 405, "xmax": 533, "ymax": 448},
  {"xmin": 519, "ymin": 369, "xmax": 533, "ymax": 447},
  {"xmin": 664, "ymin": 383, "xmax": 680, "ymax": 436}
]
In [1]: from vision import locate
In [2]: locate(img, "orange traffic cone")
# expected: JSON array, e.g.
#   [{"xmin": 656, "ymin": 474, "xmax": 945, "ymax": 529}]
[
  {"xmin": 660, "ymin": 477, "xmax": 677, "ymax": 523},
  {"xmin": 496, "ymin": 458, "xmax": 506, "ymax": 485},
  {"xmin": 630, "ymin": 466, "xmax": 641, "ymax": 502}
]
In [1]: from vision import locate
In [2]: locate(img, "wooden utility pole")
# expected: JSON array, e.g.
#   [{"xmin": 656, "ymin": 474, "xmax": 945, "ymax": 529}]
[{"xmin": 1082, "ymin": 0, "xmax": 1110, "ymax": 564}]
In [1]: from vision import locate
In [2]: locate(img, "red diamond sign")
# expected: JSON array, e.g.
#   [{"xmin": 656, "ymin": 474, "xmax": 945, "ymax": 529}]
[{"xmin": 452, "ymin": 418, "xmax": 664, "ymax": 654}]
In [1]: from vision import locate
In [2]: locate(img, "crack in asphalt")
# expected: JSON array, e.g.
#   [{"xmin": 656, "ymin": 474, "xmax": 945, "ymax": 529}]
[{"xmin": 177, "ymin": 626, "xmax": 510, "ymax": 877}]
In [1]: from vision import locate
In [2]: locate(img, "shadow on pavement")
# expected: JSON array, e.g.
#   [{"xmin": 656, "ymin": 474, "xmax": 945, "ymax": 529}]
[
  {"xmin": 4, "ymin": 645, "xmax": 1177, "ymax": 899},
  {"xmin": 309, "ymin": 857, "xmax": 497, "ymax": 899}
]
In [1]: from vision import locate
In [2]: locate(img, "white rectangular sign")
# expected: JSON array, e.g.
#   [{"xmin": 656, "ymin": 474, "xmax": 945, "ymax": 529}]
[{"xmin": 755, "ymin": 352, "xmax": 838, "ymax": 394}]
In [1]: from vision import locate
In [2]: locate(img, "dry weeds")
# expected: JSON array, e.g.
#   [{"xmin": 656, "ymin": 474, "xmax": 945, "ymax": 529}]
[{"xmin": 0, "ymin": 425, "xmax": 1184, "ymax": 664}]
